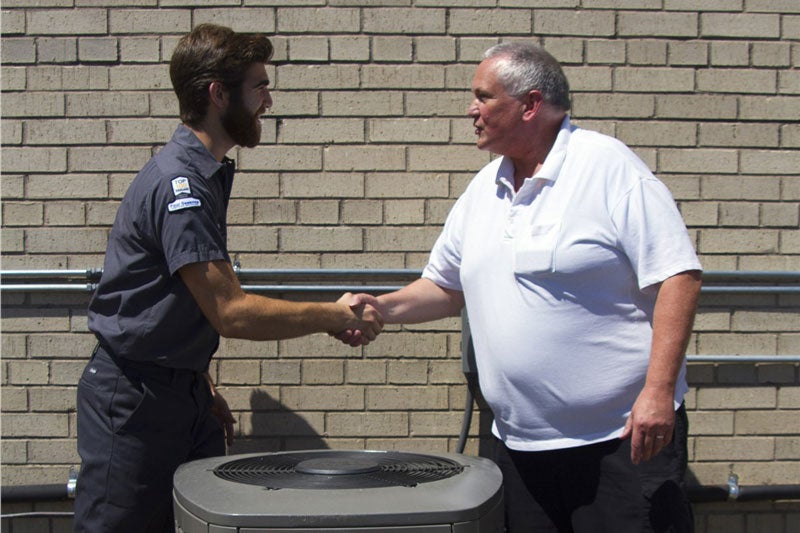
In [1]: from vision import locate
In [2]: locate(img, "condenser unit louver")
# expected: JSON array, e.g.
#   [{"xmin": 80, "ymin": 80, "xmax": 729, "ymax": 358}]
[{"xmin": 174, "ymin": 449, "xmax": 504, "ymax": 532}]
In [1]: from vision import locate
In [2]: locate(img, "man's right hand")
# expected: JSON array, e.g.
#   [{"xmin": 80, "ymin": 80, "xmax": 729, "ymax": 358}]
[{"xmin": 335, "ymin": 292, "xmax": 383, "ymax": 346}]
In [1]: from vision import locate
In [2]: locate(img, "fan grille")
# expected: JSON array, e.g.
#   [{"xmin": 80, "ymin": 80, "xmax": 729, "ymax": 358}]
[{"xmin": 213, "ymin": 450, "xmax": 466, "ymax": 490}]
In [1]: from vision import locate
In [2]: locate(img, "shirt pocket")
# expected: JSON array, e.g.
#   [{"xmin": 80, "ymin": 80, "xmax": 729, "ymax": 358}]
[{"xmin": 512, "ymin": 221, "xmax": 561, "ymax": 276}]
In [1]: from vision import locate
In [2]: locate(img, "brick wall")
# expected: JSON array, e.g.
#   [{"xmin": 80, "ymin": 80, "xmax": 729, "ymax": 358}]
[{"xmin": 1, "ymin": 2, "xmax": 799, "ymax": 531}]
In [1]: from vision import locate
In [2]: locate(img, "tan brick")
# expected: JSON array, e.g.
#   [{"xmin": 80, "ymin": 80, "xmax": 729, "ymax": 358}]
[
  {"xmin": 287, "ymin": 36, "xmax": 329, "ymax": 62},
  {"xmin": 2, "ymin": 119, "xmax": 22, "ymax": 145},
  {"xmin": 687, "ymin": 410, "xmax": 734, "ymax": 435},
  {"xmin": 109, "ymin": 9, "xmax": 190, "ymax": 34},
  {"xmin": 3, "ymin": 202, "xmax": 44, "ymax": 226},
  {"xmin": 301, "ymin": 360, "xmax": 344, "ymax": 384},
  {"xmin": 450, "ymin": 8, "xmax": 531, "ymax": 35},
  {"xmin": 193, "ymin": 8, "xmax": 276, "ymax": 33},
  {"xmin": 66, "ymin": 92, "xmax": 149, "ymax": 117},
  {"xmin": 281, "ymin": 386, "xmax": 364, "ymax": 410},
  {"xmin": 27, "ymin": 119, "xmax": 107, "ymax": 145},
  {"xmin": 38, "ymin": 37, "xmax": 77, "ymax": 63},
  {"xmin": 387, "ymin": 360, "xmax": 428, "ymax": 384},
  {"xmin": 372, "ymin": 36, "xmax": 413, "ymax": 62},
  {"xmin": 29, "ymin": 65, "xmax": 109, "ymax": 91},
  {"xmin": 737, "ymin": 411, "xmax": 800, "ymax": 435},
  {"xmin": 28, "ymin": 439, "xmax": 80, "ymax": 464},
  {"xmin": 572, "ymin": 94, "xmax": 655, "ymax": 118},
  {"xmin": 278, "ymin": 7, "xmax": 359, "ymax": 33},
  {"xmin": 254, "ymin": 199, "xmax": 297, "ymax": 224},
  {"xmin": 618, "ymin": 11, "xmax": 699, "ymax": 37},
  {"xmin": 26, "ymin": 228, "xmax": 110, "ymax": 254},
  {"xmin": 416, "ymin": 37, "xmax": 456, "ymax": 63},
  {"xmin": 659, "ymin": 148, "xmax": 738, "ymax": 174},
  {"xmin": 1, "ymin": 37, "xmax": 36, "ymax": 64},
  {"xmin": 406, "ymin": 91, "xmax": 471, "ymax": 117},
  {"xmin": 752, "ymin": 42, "xmax": 792, "ymax": 67},
  {"xmin": 28, "ymin": 9, "xmax": 108, "ymax": 35},
  {"xmin": 324, "ymin": 145, "xmax": 405, "ymax": 171},
  {"xmin": 362, "ymin": 65, "xmax": 445, "ymax": 89},
  {"xmin": 1, "ymin": 175, "xmax": 25, "ymax": 200},
  {"xmin": 695, "ymin": 436, "xmax": 775, "ymax": 461},
  {"xmin": 385, "ymin": 199, "xmax": 425, "ymax": 225},
  {"xmin": 69, "ymin": 146, "xmax": 151, "ymax": 172},
  {"xmin": 1, "ymin": 147, "xmax": 67, "ymax": 173},
  {"xmin": 364, "ymin": 227, "xmax": 441, "ymax": 252},
  {"xmin": 701, "ymin": 176, "xmax": 781, "ymax": 201},
  {"xmin": 330, "ymin": 37, "xmax": 370, "ymax": 62},
  {"xmin": 719, "ymin": 202, "xmax": 759, "ymax": 226},
  {"xmin": 1, "ymin": 228, "xmax": 24, "ymax": 253},
  {"xmin": 321, "ymin": 91, "xmax": 404, "ymax": 116},
  {"xmin": 27, "ymin": 174, "xmax": 109, "ymax": 199},
  {"xmin": 701, "ymin": 13, "xmax": 780, "ymax": 39},
  {"xmin": 585, "ymin": 40, "xmax": 625, "ymax": 65},
  {"xmin": 1, "ymin": 67, "xmax": 27, "ymax": 91},
  {"xmin": 617, "ymin": 121, "xmax": 696, "ymax": 147},
  {"xmin": 668, "ymin": 41, "xmax": 708, "ymax": 66},
  {"xmin": 1, "ymin": 387, "xmax": 29, "ymax": 412},
  {"xmin": 341, "ymin": 199, "xmax": 383, "ymax": 225},
  {"xmin": 409, "ymin": 411, "xmax": 463, "ymax": 436},
  {"xmin": 217, "ymin": 360, "xmax": 261, "ymax": 386},
  {"xmin": 741, "ymin": 150, "xmax": 800, "ymax": 175},
  {"xmin": 243, "ymin": 411, "xmax": 325, "ymax": 438},
  {"xmin": 1, "ymin": 440, "xmax": 27, "ymax": 464},
  {"xmin": 326, "ymin": 412, "xmax": 408, "ymax": 437},
  {"xmin": 28, "ymin": 334, "xmax": 96, "ymax": 359},
  {"xmin": 279, "ymin": 118, "xmax": 364, "ymax": 144},
  {"xmin": 345, "ymin": 360, "xmax": 386, "ymax": 384},
  {"xmin": 118, "ymin": 37, "xmax": 158, "ymax": 63},
  {"xmin": 362, "ymin": 8, "xmax": 445, "ymax": 34},
  {"xmin": 613, "ymin": 67, "xmax": 693, "ymax": 93},
  {"xmin": 238, "ymin": 146, "xmax": 322, "ymax": 171},
  {"xmin": 298, "ymin": 200, "xmax": 340, "ymax": 225},
  {"xmin": 232, "ymin": 173, "xmax": 280, "ymax": 199},
  {"xmin": 2, "ymin": 92, "xmax": 64, "ymax": 118},
  {"xmin": 657, "ymin": 95, "xmax": 738, "ymax": 120},
  {"xmin": 733, "ymin": 311, "xmax": 800, "ymax": 332},
  {"xmin": 109, "ymin": 66, "xmax": 172, "ymax": 91},
  {"xmin": 697, "ymin": 69, "xmax": 777, "ymax": 95},
  {"xmin": 763, "ymin": 203, "xmax": 800, "ymax": 226},
  {"xmin": 227, "ymin": 226, "xmax": 278, "ymax": 253},
  {"xmin": 780, "ymin": 70, "xmax": 800, "ymax": 95},
  {"xmin": 283, "ymin": 172, "xmax": 363, "ymax": 198},
  {"xmin": 364, "ymin": 331, "xmax": 448, "ymax": 359},
  {"xmin": 533, "ymin": 10, "xmax": 614, "ymax": 37},
  {"xmin": 280, "ymin": 227, "xmax": 362, "ymax": 252},
  {"xmin": 1, "ymin": 9, "xmax": 26, "ymax": 34},
  {"xmin": 408, "ymin": 146, "xmax": 490, "ymax": 172},
  {"xmin": 29, "ymin": 387, "xmax": 78, "ymax": 411},
  {"xmin": 697, "ymin": 387, "xmax": 777, "ymax": 410},
  {"xmin": 697, "ymin": 333, "xmax": 778, "ymax": 355},
  {"xmin": 710, "ymin": 41, "xmax": 750, "ymax": 67},
  {"xmin": 698, "ymin": 123, "xmax": 779, "ymax": 148},
  {"xmin": 2, "ymin": 414, "xmax": 69, "ymax": 437},
  {"xmin": 367, "ymin": 386, "xmax": 447, "ymax": 410},
  {"xmin": 369, "ymin": 118, "xmax": 449, "ymax": 144}
]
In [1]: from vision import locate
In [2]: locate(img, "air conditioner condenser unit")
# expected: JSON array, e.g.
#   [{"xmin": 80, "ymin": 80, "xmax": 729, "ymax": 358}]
[{"xmin": 173, "ymin": 449, "xmax": 504, "ymax": 532}]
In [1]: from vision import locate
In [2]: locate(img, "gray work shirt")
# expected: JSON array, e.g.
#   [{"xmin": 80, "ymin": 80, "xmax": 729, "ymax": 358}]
[{"xmin": 88, "ymin": 125, "xmax": 235, "ymax": 371}]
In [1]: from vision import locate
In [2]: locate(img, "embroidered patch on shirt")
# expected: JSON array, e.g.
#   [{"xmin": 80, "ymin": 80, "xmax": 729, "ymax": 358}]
[
  {"xmin": 168, "ymin": 197, "xmax": 201, "ymax": 212},
  {"xmin": 171, "ymin": 176, "xmax": 191, "ymax": 197}
]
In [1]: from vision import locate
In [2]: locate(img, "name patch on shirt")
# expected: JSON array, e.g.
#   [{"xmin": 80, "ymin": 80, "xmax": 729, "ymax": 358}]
[
  {"xmin": 168, "ymin": 197, "xmax": 201, "ymax": 212},
  {"xmin": 171, "ymin": 176, "xmax": 191, "ymax": 197}
]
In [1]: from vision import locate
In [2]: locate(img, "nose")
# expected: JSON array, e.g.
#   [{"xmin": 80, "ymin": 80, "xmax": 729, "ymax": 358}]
[
  {"xmin": 466, "ymin": 98, "xmax": 479, "ymax": 118},
  {"xmin": 263, "ymin": 90, "xmax": 273, "ymax": 110}
]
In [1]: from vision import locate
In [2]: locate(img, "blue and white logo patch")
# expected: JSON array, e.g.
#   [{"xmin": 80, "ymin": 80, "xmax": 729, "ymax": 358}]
[
  {"xmin": 168, "ymin": 197, "xmax": 202, "ymax": 212},
  {"xmin": 171, "ymin": 176, "xmax": 191, "ymax": 197}
]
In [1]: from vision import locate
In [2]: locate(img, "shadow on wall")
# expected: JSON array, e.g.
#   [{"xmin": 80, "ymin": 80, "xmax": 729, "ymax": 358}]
[{"xmin": 228, "ymin": 389, "xmax": 329, "ymax": 455}]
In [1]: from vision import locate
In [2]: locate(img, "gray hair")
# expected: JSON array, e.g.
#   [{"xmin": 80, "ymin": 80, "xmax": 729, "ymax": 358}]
[{"xmin": 484, "ymin": 41, "xmax": 571, "ymax": 111}]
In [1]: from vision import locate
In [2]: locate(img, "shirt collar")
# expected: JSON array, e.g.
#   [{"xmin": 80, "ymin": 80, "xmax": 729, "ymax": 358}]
[
  {"xmin": 496, "ymin": 115, "xmax": 574, "ymax": 193},
  {"xmin": 171, "ymin": 124, "xmax": 233, "ymax": 180}
]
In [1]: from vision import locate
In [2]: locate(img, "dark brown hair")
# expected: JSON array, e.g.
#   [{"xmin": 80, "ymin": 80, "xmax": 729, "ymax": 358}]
[{"xmin": 169, "ymin": 24, "xmax": 274, "ymax": 127}]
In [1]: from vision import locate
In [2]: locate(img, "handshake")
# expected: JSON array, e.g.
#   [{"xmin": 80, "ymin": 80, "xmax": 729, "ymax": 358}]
[{"xmin": 333, "ymin": 292, "xmax": 382, "ymax": 347}]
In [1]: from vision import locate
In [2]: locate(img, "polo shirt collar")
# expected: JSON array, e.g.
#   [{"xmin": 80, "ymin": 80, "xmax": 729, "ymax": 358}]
[
  {"xmin": 496, "ymin": 115, "xmax": 574, "ymax": 194},
  {"xmin": 171, "ymin": 124, "xmax": 232, "ymax": 180}
]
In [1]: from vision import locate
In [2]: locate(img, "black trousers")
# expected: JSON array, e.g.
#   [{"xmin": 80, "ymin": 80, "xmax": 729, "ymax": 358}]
[
  {"xmin": 74, "ymin": 346, "xmax": 225, "ymax": 533},
  {"xmin": 494, "ymin": 405, "xmax": 693, "ymax": 533}
]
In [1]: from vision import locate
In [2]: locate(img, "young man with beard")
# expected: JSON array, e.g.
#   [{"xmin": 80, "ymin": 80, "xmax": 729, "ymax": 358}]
[{"xmin": 74, "ymin": 24, "xmax": 383, "ymax": 533}]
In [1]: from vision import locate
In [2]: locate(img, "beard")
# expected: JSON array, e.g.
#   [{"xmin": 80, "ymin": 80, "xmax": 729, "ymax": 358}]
[{"xmin": 222, "ymin": 95, "xmax": 262, "ymax": 148}]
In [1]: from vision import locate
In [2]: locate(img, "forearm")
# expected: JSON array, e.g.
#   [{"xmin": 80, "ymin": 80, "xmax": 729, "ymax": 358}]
[
  {"xmin": 644, "ymin": 270, "xmax": 702, "ymax": 395},
  {"xmin": 376, "ymin": 278, "xmax": 464, "ymax": 324},
  {"xmin": 218, "ymin": 294, "xmax": 350, "ymax": 341}
]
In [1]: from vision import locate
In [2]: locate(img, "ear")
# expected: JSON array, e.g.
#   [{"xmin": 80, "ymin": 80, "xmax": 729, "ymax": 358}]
[
  {"xmin": 208, "ymin": 81, "xmax": 229, "ymax": 111},
  {"xmin": 521, "ymin": 90, "xmax": 544, "ymax": 122}
]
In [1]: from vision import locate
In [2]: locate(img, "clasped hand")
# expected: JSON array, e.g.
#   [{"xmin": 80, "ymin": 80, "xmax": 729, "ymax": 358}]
[{"xmin": 333, "ymin": 292, "xmax": 383, "ymax": 346}]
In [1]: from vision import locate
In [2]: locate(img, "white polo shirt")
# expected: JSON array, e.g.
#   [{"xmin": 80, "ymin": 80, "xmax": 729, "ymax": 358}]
[{"xmin": 423, "ymin": 116, "xmax": 702, "ymax": 451}]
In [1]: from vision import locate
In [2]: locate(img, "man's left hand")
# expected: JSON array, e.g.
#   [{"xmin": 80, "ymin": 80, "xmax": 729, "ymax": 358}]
[{"xmin": 620, "ymin": 388, "xmax": 675, "ymax": 465}]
